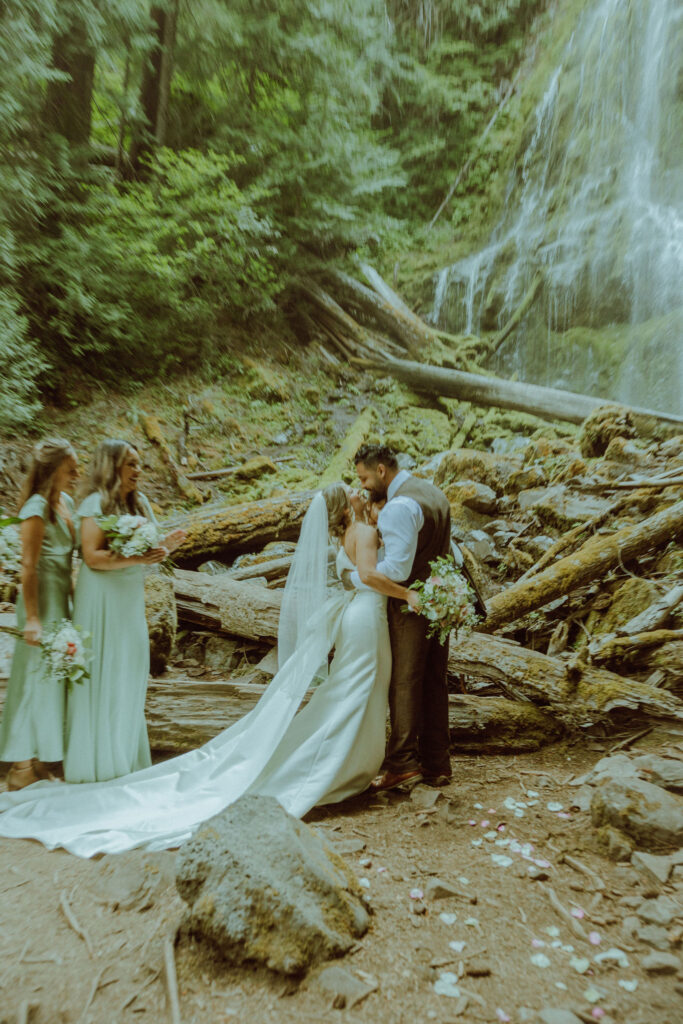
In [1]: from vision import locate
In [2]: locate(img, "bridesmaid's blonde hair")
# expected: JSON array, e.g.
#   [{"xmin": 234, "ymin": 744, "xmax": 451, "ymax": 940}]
[
  {"xmin": 322, "ymin": 483, "xmax": 351, "ymax": 542},
  {"xmin": 18, "ymin": 437, "xmax": 76, "ymax": 523},
  {"xmin": 88, "ymin": 439, "xmax": 145, "ymax": 515}
]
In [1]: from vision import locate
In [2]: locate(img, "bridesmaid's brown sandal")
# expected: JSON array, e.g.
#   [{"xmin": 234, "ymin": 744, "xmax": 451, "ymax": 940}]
[
  {"xmin": 31, "ymin": 759, "xmax": 57, "ymax": 782},
  {"xmin": 7, "ymin": 763, "xmax": 40, "ymax": 790}
]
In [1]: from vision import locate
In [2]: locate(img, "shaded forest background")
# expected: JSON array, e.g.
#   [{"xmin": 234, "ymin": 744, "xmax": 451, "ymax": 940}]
[{"xmin": 1, "ymin": 0, "xmax": 548, "ymax": 429}]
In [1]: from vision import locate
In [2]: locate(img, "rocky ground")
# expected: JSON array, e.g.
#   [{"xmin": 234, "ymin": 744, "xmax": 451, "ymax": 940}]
[
  {"xmin": 1, "ymin": 349, "xmax": 681, "ymax": 1024},
  {"xmin": 1, "ymin": 731, "xmax": 682, "ymax": 1024}
]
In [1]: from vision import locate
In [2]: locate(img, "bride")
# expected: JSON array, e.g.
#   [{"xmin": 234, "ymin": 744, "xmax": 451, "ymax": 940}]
[{"xmin": 0, "ymin": 484, "xmax": 418, "ymax": 857}]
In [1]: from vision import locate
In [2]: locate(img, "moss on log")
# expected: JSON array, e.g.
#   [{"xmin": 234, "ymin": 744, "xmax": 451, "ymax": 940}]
[{"xmin": 484, "ymin": 499, "xmax": 683, "ymax": 631}]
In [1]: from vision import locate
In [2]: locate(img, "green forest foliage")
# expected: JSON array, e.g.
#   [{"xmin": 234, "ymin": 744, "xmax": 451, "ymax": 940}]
[{"xmin": 0, "ymin": 0, "xmax": 545, "ymax": 427}]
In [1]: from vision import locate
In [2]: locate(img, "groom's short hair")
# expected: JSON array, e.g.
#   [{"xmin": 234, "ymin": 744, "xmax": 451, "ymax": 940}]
[{"xmin": 354, "ymin": 444, "xmax": 398, "ymax": 469}]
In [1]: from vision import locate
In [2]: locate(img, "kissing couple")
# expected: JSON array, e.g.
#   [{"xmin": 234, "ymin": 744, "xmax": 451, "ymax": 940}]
[{"xmin": 0, "ymin": 444, "xmax": 453, "ymax": 856}]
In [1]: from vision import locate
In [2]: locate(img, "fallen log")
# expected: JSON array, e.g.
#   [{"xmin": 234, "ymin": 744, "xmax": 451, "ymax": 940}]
[
  {"xmin": 590, "ymin": 629, "xmax": 683, "ymax": 664},
  {"xmin": 166, "ymin": 490, "xmax": 314, "ymax": 565},
  {"xmin": 173, "ymin": 569, "xmax": 281, "ymax": 641},
  {"xmin": 378, "ymin": 356, "xmax": 683, "ymax": 429},
  {"xmin": 319, "ymin": 407, "xmax": 376, "ymax": 487},
  {"xmin": 145, "ymin": 676, "xmax": 562, "ymax": 755},
  {"xmin": 449, "ymin": 633, "xmax": 683, "ymax": 728},
  {"xmin": 483, "ymin": 499, "xmax": 683, "ymax": 631}
]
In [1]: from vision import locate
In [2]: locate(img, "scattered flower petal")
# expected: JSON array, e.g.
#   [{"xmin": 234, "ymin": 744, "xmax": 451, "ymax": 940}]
[
  {"xmin": 558, "ymin": 811, "xmax": 572, "ymax": 820},
  {"xmin": 555, "ymin": 982, "xmax": 567, "ymax": 991},
  {"xmin": 484, "ymin": 830, "xmax": 498, "ymax": 840},
  {"xmin": 495, "ymin": 838, "xmax": 511, "ymax": 847},
  {"xmin": 551, "ymin": 940, "xmax": 562, "ymax": 948},
  {"xmin": 439, "ymin": 913, "xmax": 457, "ymax": 925},
  {"xmin": 527, "ymin": 789, "xmax": 539, "ymax": 798},
  {"xmin": 473, "ymin": 802, "xmax": 483, "ymax": 809},
  {"xmin": 534, "ymin": 858, "xmax": 551, "ymax": 868},
  {"xmin": 434, "ymin": 973, "xmax": 461, "ymax": 998},
  {"xmin": 497, "ymin": 824, "xmax": 507, "ymax": 832},
  {"xmin": 594, "ymin": 948, "xmax": 629, "ymax": 968},
  {"xmin": 458, "ymin": 876, "xmax": 469, "ymax": 885},
  {"xmin": 376, "ymin": 866, "xmax": 387, "ymax": 874},
  {"xmin": 570, "ymin": 957, "xmax": 591, "ymax": 974},
  {"xmin": 491, "ymin": 854, "xmax": 513, "ymax": 868},
  {"xmin": 588, "ymin": 931, "xmax": 601, "ymax": 946},
  {"xmin": 359, "ymin": 878, "xmax": 370, "ymax": 889},
  {"xmin": 591, "ymin": 1010, "xmax": 605, "ymax": 1020},
  {"xmin": 531, "ymin": 939, "xmax": 546, "ymax": 949},
  {"xmin": 547, "ymin": 801, "xmax": 564, "ymax": 812},
  {"xmin": 618, "ymin": 979, "xmax": 638, "ymax": 993},
  {"xmin": 571, "ymin": 907, "xmax": 585, "ymax": 919},
  {"xmin": 464, "ymin": 917, "xmax": 479, "ymax": 927},
  {"xmin": 468, "ymin": 819, "xmax": 477, "ymax": 826},
  {"xmin": 449, "ymin": 940, "xmax": 466, "ymax": 953},
  {"xmin": 410, "ymin": 888, "xmax": 423, "ymax": 900},
  {"xmin": 471, "ymin": 838, "xmax": 483, "ymax": 847},
  {"xmin": 480, "ymin": 820, "xmax": 490, "ymax": 828},
  {"xmin": 584, "ymin": 986, "xmax": 605, "ymax": 1004},
  {"xmin": 496, "ymin": 1010, "xmax": 511, "ymax": 1023},
  {"xmin": 561, "ymin": 944, "xmax": 575, "ymax": 953},
  {"xmin": 530, "ymin": 953, "xmax": 551, "ymax": 968},
  {"xmin": 545, "ymin": 926, "xmax": 560, "ymax": 938}
]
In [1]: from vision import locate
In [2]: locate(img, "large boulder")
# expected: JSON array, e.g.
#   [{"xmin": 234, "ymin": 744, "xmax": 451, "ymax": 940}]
[
  {"xmin": 144, "ymin": 570, "xmax": 177, "ymax": 675},
  {"xmin": 175, "ymin": 794, "xmax": 370, "ymax": 975},
  {"xmin": 590, "ymin": 776, "xmax": 683, "ymax": 849}
]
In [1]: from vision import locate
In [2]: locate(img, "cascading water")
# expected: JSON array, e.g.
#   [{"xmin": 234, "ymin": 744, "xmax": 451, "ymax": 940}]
[{"xmin": 430, "ymin": 0, "xmax": 683, "ymax": 413}]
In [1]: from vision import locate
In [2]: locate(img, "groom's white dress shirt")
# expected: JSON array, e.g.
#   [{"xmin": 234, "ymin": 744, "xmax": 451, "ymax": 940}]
[{"xmin": 350, "ymin": 469, "xmax": 424, "ymax": 589}]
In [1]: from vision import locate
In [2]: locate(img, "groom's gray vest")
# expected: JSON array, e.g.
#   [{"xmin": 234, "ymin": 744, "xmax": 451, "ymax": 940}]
[{"xmin": 393, "ymin": 476, "xmax": 451, "ymax": 587}]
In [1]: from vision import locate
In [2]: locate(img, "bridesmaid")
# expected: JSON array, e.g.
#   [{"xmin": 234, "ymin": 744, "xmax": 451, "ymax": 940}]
[
  {"xmin": 64, "ymin": 440, "xmax": 185, "ymax": 783},
  {"xmin": 0, "ymin": 438, "xmax": 79, "ymax": 790}
]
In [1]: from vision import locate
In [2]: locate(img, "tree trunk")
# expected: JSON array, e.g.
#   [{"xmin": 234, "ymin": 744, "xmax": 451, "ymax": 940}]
[
  {"xmin": 319, "ymin": 407, "xmax": 375, "ymax": 487},
  {"xmin": 140, "ymin": 413, "xmax": 205, "ymax": 504},
  {"xmin": 379, "ymin": 357, "xmax": 683, "ymax": 429},
  {"xmin": 130, "ymin": 1, "xmax": 178, "ymax": 168},
  {"xmin": 449, "ymin": 633, "xmax": 683, "ymax": 727},
  {"xmin": 43, "ymin": 20, "xmax": 95, "ymax": 147},
  {"xmin": 483, "ymin": 500, "xmax": 683, "ymax": 631},
  {"xmin": 327, "ymin": 268, "xmax": 430, "ymax": 357},
  {"xmin": 167, "ymin": 490, "xmax": 314, "ymax": 566}
]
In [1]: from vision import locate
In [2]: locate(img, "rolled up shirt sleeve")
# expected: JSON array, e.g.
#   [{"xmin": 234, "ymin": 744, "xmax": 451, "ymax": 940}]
[{"xmin": 350, "ymin": 496, "xmax": 423, "ymax": 590}]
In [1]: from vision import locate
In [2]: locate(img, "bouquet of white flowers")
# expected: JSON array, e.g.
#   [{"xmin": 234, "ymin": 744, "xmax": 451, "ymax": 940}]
[
  {"xmin": 41, "ymin": 620, "xmax": 91, "ymax": 690},
  {"xmin": 0, "ymin": 516, "xmax": 22, "ymax": 577},
  {"xmin": 407, "ymin": 555, "xmax": 480, "ymax": 645},
  {"xmin": 97, "ymin": 513, "xmax": 160, "ymax": 558}
]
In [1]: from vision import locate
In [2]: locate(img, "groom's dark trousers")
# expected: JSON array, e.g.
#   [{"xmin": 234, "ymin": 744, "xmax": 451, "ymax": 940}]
[{"xmin": 383, "ymin": 477, "xmax": 452, "ymax": 777}]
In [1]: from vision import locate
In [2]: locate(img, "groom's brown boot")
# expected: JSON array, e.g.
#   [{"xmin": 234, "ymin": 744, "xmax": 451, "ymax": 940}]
[{"xmin": 369, "ymin": 769, "xmax": 423, "ymax": 793}]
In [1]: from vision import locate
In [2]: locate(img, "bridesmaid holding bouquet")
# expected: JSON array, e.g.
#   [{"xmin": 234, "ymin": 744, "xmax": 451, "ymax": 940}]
[
  {"xmin": 65, "ymin": 440, "xmax": 185, "ymax": 783},
  {"xmin": 0, "ymin": 439, "xmax": 79, "ymax": 789}
]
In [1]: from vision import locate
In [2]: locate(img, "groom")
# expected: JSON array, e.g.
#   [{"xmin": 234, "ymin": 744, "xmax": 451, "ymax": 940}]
[{"xmin": 352, "ymin": 444, "xmax": 452, "ymax": 791}]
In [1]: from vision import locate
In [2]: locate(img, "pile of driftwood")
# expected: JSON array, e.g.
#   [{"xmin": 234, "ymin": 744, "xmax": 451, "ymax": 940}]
[{"xmin": 147, "ymin": 417, "xmax": 682, "ymax": 755}]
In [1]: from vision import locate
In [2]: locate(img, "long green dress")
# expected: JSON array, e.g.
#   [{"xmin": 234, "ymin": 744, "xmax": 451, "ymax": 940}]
[
  {"xmin": 0, "ymin": 493, "xmax": 75, "ymax": 762},
  {"xmin": 64, "ymin": 492, "xmax": 153, "ymax": 783}
]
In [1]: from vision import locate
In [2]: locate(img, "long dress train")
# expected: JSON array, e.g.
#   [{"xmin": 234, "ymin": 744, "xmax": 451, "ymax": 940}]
[{"xmin": 0, "ymin": 549, "xmax": 390, "ymax": 857}]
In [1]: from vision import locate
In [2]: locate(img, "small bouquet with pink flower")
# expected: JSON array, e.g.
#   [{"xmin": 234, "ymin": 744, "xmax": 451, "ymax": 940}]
[
  {"xmin": 41, "ymin": 620, "xmax": 91, "ymax": 690},
  {"xmin": 406, "ymin": 555, "xmax": 479, "ymax": 645}
]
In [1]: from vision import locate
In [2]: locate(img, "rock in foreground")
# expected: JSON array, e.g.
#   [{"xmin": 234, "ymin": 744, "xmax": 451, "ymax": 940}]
[{"xmin": 175, "ymin": 795, "xmax": 370, "ymax": 974}]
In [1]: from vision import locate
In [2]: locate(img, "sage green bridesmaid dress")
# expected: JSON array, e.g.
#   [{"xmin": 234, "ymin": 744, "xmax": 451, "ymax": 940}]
[
  {"xmin": 64, "ymin": 492, "xmax": 153, "ymax": 783},
  {"xmin": 0, "ymin": 493, "xmax": 74, "ymax": 762}
]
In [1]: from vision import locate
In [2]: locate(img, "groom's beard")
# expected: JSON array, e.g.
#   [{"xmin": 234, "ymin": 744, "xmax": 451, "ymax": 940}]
[{"xmin": 367, "ymin": 484, "xmax": 387, "ymax": 503}]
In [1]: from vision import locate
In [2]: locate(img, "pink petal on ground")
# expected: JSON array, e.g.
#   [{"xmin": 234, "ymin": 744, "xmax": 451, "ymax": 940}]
[
  {"xmin": 571, "ymin": 907, "xmax": 585, "ymax": 919},
  {"xmin": 589, "ymin": 931, "xmax": 601, "ymax": 945},
  {"xmin": 531, "ymin": 939, "xmax": 545, "ymax": 948},
  {"xmin": 497, "ymin": 824, "xmax": 507, "ymax": 832},
  {"xmin": 496, "ymin": 1011, "xmax": 511, "ymax": 1023},
  {"xmin": 410, "ymin": 888, "xmax": 424, "ymax": 900},
  {"xmin": 468, "ymin": 820, "xmax": 477, "ymax": 826},
  {"xmin": 591, "ymin": 1010, "xmax": 605, "ymax": 1019},
  {"xmin": 480, "ymin": 820, "xmax": 490, "ymax": 827}
]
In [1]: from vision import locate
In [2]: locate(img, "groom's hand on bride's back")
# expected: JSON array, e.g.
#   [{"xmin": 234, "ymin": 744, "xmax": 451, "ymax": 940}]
[{"xmin": 340, "ymin": 569, "xmax": 355, "ymax": 591}]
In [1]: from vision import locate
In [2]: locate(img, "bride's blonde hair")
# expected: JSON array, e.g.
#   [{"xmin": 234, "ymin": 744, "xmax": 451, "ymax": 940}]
[
  {"xmin": 87, "ymin": 439, "xmax": 145, "ymax": 516},
  {"xmin": 322, "ymin": 483, "xmax": 351, "ymax": 542}
]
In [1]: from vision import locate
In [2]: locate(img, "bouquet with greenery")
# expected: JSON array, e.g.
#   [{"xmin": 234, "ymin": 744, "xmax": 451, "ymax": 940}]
[
  {"xmin": 97, "ymin": 513, "xmax": 160, "ymax": 558},
  {"xmin": 41, "ymin": 620, "xmax": 91, "ymax": 690},
  {"xmin": 407, "ymin": 555, "xmax": 480, "ymax": 645}
]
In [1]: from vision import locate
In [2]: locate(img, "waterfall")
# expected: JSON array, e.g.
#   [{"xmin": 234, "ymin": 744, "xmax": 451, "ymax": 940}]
[{"xmin": 431, "ymin": 0, "xmax": 683, "ymax": 413}]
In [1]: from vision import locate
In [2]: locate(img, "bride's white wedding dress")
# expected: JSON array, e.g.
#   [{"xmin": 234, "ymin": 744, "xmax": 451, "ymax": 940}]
[{"xmin": 0, "ymin": 544, "xmax": 391, "ymax": 858}]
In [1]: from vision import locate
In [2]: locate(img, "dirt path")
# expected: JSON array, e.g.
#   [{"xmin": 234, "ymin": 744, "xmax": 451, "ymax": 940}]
[{"xmin": 1, "ymin": 733, "xmax": 682, "ymax": 1024}]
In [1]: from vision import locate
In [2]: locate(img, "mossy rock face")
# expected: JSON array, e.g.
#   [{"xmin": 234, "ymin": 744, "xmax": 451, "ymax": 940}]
[
  {"xmin": 579, "ymin": 404, "xmax": 636, "ymax": 458},
  {"xmin": 592, "ymin": 578, "xmax": 659, "ymax": 637},
  {"xmin": 242, "ymin": 359, "xmax": 289, "ymax": 403},
  {"xmin": 445, "ymin": 480, "xmax": 498, "ymax": 515},
  {"xmin": 434, "ymin": 448, "xmax": 510, "ymax": 493},
  {"xmin": 385, "ymin": 407, "xmax": 453, "ymax": 459}
]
